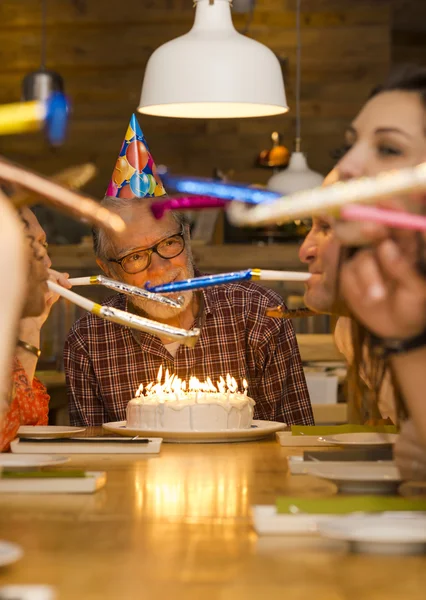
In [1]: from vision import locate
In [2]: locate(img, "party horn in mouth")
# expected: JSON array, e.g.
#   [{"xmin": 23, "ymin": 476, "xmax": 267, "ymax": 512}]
[
  {"xmin": 48, "ymin": 281, "xmax": 200, "ymax": 347},
  {"xmin": 146, "ymin": 269, "xmax": 311, "ymax": 294},
  {"xmin": 226, "ymin": 162, "xmax": 426, "ymax": 227},
  {"xmin": 265, "ymin": 306, "xmax": 318, "ymax": 319},
  {"xmin": 340, "ymin": 204, "xmax": 426, "ymax": 231},
  {"xmin": 1, "ymin": 158, "xmax": 125, "ymax": 234},
  {"xmin": 68, "ymin": 275, "xmax": 184, "ymax": 309}
]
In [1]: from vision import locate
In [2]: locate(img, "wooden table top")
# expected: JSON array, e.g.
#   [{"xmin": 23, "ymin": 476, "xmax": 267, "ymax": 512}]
[{"xmin": 0, "ymin": 434, "xmax": 424, "ymax": 599}]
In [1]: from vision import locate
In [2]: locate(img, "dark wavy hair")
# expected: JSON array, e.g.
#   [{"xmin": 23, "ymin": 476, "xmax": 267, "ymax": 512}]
[{"xmin": 343, "ymin": 64, "xmax": 426, "ymax": 425}]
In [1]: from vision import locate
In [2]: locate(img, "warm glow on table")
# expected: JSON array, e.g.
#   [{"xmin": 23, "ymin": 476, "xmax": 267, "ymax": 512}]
[{"xmin": 0, "ymin": 433, "xmax": 424, "ymax": 598}]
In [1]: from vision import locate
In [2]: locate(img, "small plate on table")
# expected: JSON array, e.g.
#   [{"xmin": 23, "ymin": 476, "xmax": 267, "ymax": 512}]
[
  {"xmin": 320, "ymin": 432, "xmax": 399, "ymax": 447},
  {"xmin": 0, "ymin": 541, "xmax": 24, "ymax": 567},
  {"xmin": 0, "ymin": 454, "xmax": 69, "ymax": 471},
  {"xmin": 17, "ymin": 426, "xmax": 86, "ymax": 439},
  {"xmin": 318, "ymin": 514, "xmax": 426, "ymax": 555},
  {"xmin": 306, "ymin": 462, "xmax": 401, "ymax": 495}
]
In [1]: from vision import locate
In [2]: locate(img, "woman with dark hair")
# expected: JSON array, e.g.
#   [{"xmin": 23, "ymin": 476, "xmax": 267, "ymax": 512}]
[
  {"xmin": 300, "ymin": 64, "xmax": 426, "ymax": 480},
  {"xmin": 0, "ymin": 208, "xmax": 71, "ymax": 451}
]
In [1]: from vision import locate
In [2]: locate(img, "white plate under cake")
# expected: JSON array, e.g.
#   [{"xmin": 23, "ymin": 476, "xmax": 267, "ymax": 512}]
[{"xmin": 105, "ymin": 369, "xmax": 286, "ymax": 442}]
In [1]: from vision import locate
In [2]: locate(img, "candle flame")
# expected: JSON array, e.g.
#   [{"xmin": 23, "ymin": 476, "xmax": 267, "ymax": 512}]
[{"xmin": 135, "ymin": 367, "xmax": 248, "ymax": 401}]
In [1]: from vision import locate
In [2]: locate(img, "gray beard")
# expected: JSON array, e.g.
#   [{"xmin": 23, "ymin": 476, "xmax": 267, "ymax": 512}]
[{"xmin": 129, "ymin": 258, "xmax": 195, "ymax": 322}]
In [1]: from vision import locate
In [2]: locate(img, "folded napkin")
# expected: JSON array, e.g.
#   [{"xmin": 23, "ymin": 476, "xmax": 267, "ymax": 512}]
[
  {"xmin": 276, "ymin": 496, "xmax": 426, "ymax": 514},
  {"xmin": 291, "ymin": 425, "xmax": 398, "ymax": 436},
  {"xmin": 1, "ymin": 470, "xmax": 86, "ymax": 479}
]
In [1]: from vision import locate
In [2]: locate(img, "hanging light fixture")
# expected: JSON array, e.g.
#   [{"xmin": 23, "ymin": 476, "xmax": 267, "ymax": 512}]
[
  {"xmin": 267, "ymin": 0, "xmax": 323, "ymax": 194},
  {"xmin": 21, "ymin": 0, "xmax": 65, "ymax": 103},
  {"xmin": 138, "ymin": 0, "xmax": 288, "ymax": 119}
]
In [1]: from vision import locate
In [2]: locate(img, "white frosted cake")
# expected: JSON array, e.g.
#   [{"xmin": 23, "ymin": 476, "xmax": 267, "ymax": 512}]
[{"xmin": 126, "ymin": 392, "xmax": 255, "ymax": 432}]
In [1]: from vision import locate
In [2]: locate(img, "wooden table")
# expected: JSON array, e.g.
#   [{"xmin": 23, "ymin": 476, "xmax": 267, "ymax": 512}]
[{"xmin": 0, "ymin": 435, "xmax": 424, "ymax": 599}]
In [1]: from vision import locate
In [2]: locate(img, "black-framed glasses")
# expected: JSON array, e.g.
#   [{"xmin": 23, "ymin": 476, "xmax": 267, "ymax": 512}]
[{"xmin": 107, "ymin": 228, "xmax": 186, "ymax": 274}]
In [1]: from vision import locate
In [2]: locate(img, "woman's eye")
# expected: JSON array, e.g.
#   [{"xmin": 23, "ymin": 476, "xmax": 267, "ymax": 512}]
[
  {"xmin": 331, "ymin": 144, "xmax": 352, "ymax": 160},
  {"xmin": 130, "ymin": 253, "xmax": 141, "ymax": 261},
  {"xmin": 378, "ymin": 145, "xmax": 402, "ymax": 157}
]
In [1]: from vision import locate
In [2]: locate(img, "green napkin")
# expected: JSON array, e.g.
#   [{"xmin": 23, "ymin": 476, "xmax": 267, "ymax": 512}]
[
  {"xmin": 276, "ymin": 496, "xmax": 426, "ymax": 514},
  {"xmin": 1, "ymin": 470, "xmax": 87, "ymax": 479},
  {"xmin": 291, "ymin": 425, "xmax": 398, "ymax": 436}
]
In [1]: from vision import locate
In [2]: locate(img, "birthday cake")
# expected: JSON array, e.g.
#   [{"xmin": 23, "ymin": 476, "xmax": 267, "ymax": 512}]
[{"xmin": 126, "ymin": 369, "xmax": 255, "ymax": 432}]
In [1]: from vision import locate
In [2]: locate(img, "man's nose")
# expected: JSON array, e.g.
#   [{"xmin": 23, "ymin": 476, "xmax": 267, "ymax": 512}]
[
  {"xmin": 147, "ymin": 251, "xmax": 171, "ymax": 273},
  {"xmin": 299, "ymin": 233, "xmax": 317, "ymax": 264}
]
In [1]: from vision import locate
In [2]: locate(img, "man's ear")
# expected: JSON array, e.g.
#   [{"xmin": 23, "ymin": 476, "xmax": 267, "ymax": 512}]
[{"xmin": 96, "ymin": 257, "xmax": 114, "ymax": 279}]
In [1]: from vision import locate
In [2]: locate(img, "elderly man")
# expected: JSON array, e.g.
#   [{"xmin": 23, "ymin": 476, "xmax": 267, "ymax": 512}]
[{"xmin": 64, "ymin": 117, "xmax": 313, "ymax": 428}]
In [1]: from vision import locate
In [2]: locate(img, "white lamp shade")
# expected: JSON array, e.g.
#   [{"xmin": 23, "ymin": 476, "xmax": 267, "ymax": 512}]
[
  {"xmin": 267, "ymin": 152, "xmax": 324, "ymax": 195},
  {"xmin": 138, "ymin": 0, "xmax": 288, "ymax": 119}
]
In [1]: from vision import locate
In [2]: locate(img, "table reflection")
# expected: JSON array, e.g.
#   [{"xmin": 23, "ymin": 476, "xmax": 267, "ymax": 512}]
[{"xmin": 133, "ymin": 451, "xmax": 250, "ymax": 520}]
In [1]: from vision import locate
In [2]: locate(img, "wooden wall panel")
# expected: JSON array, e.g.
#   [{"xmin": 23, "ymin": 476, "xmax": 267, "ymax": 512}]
[{"xmin": 0, "ymin": 0, "xmax": 394, "ymax": 235}]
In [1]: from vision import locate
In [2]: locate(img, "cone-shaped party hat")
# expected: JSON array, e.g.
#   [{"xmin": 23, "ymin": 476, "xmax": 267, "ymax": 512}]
[{"xmin": 105, "ymin": 114, "xmax": 166, "ymax": 199}]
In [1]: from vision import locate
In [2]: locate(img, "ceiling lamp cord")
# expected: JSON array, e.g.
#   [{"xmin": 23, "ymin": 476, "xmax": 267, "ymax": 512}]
[
  {"xmin": 295, "ymin": 0, "xmax": 301, "ymax": 153},
  {"xmin": 40, "ymin": 0, "xmax": 47, "ymax": 70}
]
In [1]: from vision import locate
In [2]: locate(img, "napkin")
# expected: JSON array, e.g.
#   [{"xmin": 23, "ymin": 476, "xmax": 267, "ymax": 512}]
[
  {"xmin": 276, "ymin": 496, "xmax": 426, "ymax": 514},
  {"xmin": 291, "ymin": 425, "xmax": 398, "ymax": 436}
]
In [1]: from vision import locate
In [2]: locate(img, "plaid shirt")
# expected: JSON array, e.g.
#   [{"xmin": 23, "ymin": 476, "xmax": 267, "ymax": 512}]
[{"xmin": 64, "ymin": 282, "xmax": 313, "ymax": 427}]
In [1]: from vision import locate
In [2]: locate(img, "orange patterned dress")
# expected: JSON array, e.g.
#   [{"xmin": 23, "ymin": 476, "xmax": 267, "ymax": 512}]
[{"xmin": 0, "ymin": 358, "xmax": 49, "ymax": 452}]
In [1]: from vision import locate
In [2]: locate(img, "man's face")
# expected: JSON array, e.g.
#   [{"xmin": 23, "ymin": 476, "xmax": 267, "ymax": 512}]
[
  {"xmin": 298, "ymin": 215, "xmax": 341, "ymax": 314},
  {"xmin": 98, "ymin": 204, "xmax": 194, "ymax": 320}
]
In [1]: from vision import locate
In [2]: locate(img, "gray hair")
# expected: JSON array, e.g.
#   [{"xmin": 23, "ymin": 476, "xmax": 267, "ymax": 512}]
[{"xmin": 92, "ymin": 195, "xmax": 190, "ymax": 259}]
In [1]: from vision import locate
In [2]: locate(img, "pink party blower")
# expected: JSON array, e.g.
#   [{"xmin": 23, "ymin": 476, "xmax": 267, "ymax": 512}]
[
  {"xmin": 151, "ymin": 196, "xmax": 227, "ymax": 219},
  {"xmin": 341, "ymin": 204, "xmax": 426, "ymax": 231}
]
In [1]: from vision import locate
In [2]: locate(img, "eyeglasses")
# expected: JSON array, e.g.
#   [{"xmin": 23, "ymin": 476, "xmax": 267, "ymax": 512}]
[{"xmin": 107, "ymin": 228, "xmax": 186, "ymax": 274}]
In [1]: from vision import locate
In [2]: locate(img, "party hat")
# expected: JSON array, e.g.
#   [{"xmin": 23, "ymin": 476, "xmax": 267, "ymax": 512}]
[{"xmin": 105, "ymin": 114, "xmax": 166, "ymax": 199}]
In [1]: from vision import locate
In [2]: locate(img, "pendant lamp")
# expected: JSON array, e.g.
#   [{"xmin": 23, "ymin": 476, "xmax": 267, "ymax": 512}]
[
  {"xmin": 138, "ymin": 0, "xmax": 288, "ymax": 119},
  {"xmin": 21, "ymin": 0, "xmax": 65, "ymax": 103},
  {"xmin": 267, "ymin": 0, "xmax": 323, "ymax": 193}
]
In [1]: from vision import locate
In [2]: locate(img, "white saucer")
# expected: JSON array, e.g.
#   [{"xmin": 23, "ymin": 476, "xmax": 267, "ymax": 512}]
[
  {"xmin": 17, "ymin": 426, "xmax": 86, "ymax": 439},
  {"xmin": 0, "ymin": 541, "xmax": 24, "ymax": 566},
  {"xmin": 102, "ymin": 419, "xmax": 286, "ymax": 443},
  {"xmin": 306, "ymin": 462, "xmax": 401, "ymax": 495},
  {"xmin": 318, "ymin": 515, "xmax": 426, "ymax": 555},
  {"xmin": 0, "ymin": 454, "xmax": 69, "ymax": 471},
  {"xmin": 320, "ymin": 432, "xmax": 399, "ymax": 447}
]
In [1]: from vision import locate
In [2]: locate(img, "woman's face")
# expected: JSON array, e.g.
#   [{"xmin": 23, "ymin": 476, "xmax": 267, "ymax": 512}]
[
  {"xmin": 336, "ymin": 90, "xmax": 426, "ymax": 179},
  {"xmin": 300, "ymin": 90, "xmax": 426, "ymax": 314}
]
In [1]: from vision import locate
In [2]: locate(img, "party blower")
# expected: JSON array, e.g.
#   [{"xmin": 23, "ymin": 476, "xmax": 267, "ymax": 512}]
[
  {"xmin": 68, "ymin": 275, "xmax": 184, "ymax": 309},
  {"xmin": 226, "ymin": 162, "xmax": 426, "ymax": 227},
  {"xmin": 158, "ymin": 169, "xmax": 281, "ymax": 205},
  {"xmin": 265, "ymin": 306, "xmax": 318, "ymax": 319},
  {"xmin": 1, "ymin": 158, "xmax": 125, "ymax": 235},
  {"xmin": 146, "ymin": 269, "xmax": 311, "ymax": 294},
  {"xmin": 0, "ymin": 92, "xmax": 69, "ymax": 146},
  {"xmin": 151, "ymin": 196, "xmax": 227, "ymax": 219},
  {"xmin": 48, "ymin": 282, "xmax": 200, "ymax": 347}
]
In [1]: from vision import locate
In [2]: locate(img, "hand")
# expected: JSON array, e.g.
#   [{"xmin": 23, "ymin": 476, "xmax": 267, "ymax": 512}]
[
  {"xmin": 20, "ymin": 269, "xmax": 72, "ymax": 335},
  {"xmin": 394, "ymin": 420, "xmax": 426, "ymax": 481},
  {"xmin": 44, "ymin": 269, "xmax": 72, "ymax": 315},
  {"xmin": 339, "ymin": 236, "xmax": 426, "ymax": 340}
]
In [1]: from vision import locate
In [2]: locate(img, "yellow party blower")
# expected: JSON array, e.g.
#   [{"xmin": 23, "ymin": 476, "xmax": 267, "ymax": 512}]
[{"xmin": 0, "ymin": 92, "xmax": 69, "ymax": 146}]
